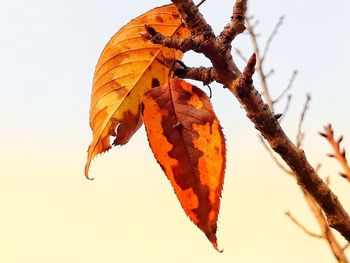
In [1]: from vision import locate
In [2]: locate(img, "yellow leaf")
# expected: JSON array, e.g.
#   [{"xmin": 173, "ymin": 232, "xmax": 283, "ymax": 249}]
[{"xmin": 85, "ymin": 4, "xmax": 190, "ymax": 178}]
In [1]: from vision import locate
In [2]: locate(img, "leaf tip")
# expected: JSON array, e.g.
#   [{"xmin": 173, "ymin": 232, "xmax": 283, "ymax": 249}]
[
  {"xmin": 205, "ymin": 229, "xmax": 223, "ymax": 252},
  {"xmin": 84, "ymin": 159, "xmax": 95, "ymax": 181},
  {"xmin": 209, "ymin": 236, "xmax": 223, "ymax": 253}
]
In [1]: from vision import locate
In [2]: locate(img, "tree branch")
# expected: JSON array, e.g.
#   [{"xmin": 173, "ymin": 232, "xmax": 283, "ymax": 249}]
[
  {"xmin": 285, "ymin": 211, "xmax": 323, "ymax": 239},
  {"xmin": 246, "ymin": 18, "xmax": 274, "ymax": 112},
  {"xmin": 171, "ymin": 0, "xmax": 214, "ymax": 36},
  {"xmin": 243, "ymin": 16, "xmax": 348, "ymax": 261},
  {"xmin": 296, "ymin": 94, "xmax": 311, "ymax": 148},
  {"xmin": 230, "ymin": 55, "xmax": 350, "ymax": 242},
  {"xmin": 261, "ymin": 16, "xmax": 284, "ymax": 63},
  {"xmin": 174, "ymin": 63, "xmax": 217, "ymax": 85},
  {"xmin": 319, "ymin": 124, "xmax": 350, "ymax": 183},
  {"xmin": 273, "ymin": 70, "xmax": 298, "ymax": 104},
  {"xmin": 141, "ymin": 25, "xmax": 202, "ymax": 53},
  {"xmin": 301, "ymin": 190, "xmax": 350, "ymax": 263},
  {"xmin": 219, "ymin": 0, "xmax": 248, "ymax": 44}
]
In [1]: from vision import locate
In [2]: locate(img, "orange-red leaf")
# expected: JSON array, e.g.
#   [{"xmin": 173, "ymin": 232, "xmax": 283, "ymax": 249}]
[
  {"xmin": 142, "ymin": 78, "xmax": 226, "ymax": 251},
  {"xmin": 85, "ymin": 5, "xmax": 190, "ymax": 178}
]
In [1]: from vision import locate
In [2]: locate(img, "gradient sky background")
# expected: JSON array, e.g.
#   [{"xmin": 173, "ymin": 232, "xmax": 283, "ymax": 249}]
[{"xmin": 1, "ymin": 0, "xmax": 350, "ymax": 262}]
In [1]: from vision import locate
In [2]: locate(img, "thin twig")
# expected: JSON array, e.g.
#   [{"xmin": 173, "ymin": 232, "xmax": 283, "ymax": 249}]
[
  {"xmin": 285, "ymin": 211, "xmax": 323, "ymax": 239},
  {"xmin": 197, "ymin": 0, "xmax": 206, "ymax": 8},
  {"xmin": 274, "ymin": 70, "xmax": 298, "ymax": 104},
  {"xmin": 265, "ymin": 69, "xmax": 275, "ymax": 79},
  {"xmin": 252, "ymin": 19, "xmax": 260, "ymax": 29},
  {"xmin": 261, "ymin": 16, "xmax": 285, "ymax": 63},
  {"xmin": 296, "ymin": 94, "xmax": 311, "ymax": 148},
  {"xmin": 234, "ymin": 48, "xmax": 248, "ymax": 63},
  {"xmin": 278, "ymin": 94, "xmax": 292, "ymax": 123},
  {"xmin": 319, "ymin": 124, "xmax": 350, "ymax": 183},
  {"xmin": 259, "ymin": 135, "xmax": 292, "ymax": 175},
  {"xmin": 246, "ymin": 18, "xmax": 274, "ymax": 112},
  {"xmin": 301, "ymin": 190, "xmax": 349, "ymax": 263},
  {"xmin": 315, "ymin": 163, "xmax": 322, "ymax": 174}
]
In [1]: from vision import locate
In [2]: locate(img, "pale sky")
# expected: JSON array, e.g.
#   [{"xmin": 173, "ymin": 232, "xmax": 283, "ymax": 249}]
[{"xmin": 1, "ymin": 0, "xmax": 350, "ymax": 262}]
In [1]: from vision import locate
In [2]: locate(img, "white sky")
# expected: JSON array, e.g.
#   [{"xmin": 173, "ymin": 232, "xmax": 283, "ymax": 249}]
[{"xmin": 0, "ymin": 0, "xmax": 350, "ymax": 262}]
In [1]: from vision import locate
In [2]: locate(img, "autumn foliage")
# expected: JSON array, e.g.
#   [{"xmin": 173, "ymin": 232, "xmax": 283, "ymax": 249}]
[
  {"xmin": 86, "ymin": 4, "xmax": 226, "ymax": 251},
  {"xmin": 85, "ymin": 5, "xmax": 189, "ymax": 176}
]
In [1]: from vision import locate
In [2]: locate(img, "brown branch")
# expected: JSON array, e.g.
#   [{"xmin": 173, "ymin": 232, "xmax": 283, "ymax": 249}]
[
  {"xmin": 285, "ymin": 211, "xmax": 323, "ymax": 239},
  {"xmin": 319, "ymin": 124, "xmax": 350, "ymax": 183},
  {"xmin": 231, "ymin": 54, "xmax": 350, "ymax": 243},
  {"xmin": 159, "ymin": 0, "xmax": 350, "ymax": 243},
  {"xmin": 261, "ymin": 16, "xmax": 285, "ymax": 63},
  {"xmin": 246, "ymin": 14, "xmax": 348, "ymax": 262},
  {"xmin": 285, "ymin": 161, "xmax": 349, "ymax": 262},
  {"xmin": 296, "ymin": 94, "xmax": 311, "ymax": 148},
  {"xmin": 267, "ymin": 143, "xmax": 349, "ymax": 262},
  {"xmin": 171, "ymin": 0, "xmax": 215, "ymax": 36},
  {"xmin": 260, "ymin": 120, "xmax": 347, "ymax": 262},
  {"xmin": 260, "ymin": 120, "xmax": 348, "ymax": 261},
  {"xmin": 301, "ymin": 190, "xmax": 350, "ymax": 263},
  {"xmin": 174, "ymin": 64, "xmax": 217, "ymax": 85},
  {"xmin": 219, "ymin": 0, "xmax": 248, "ymax": 44},
  {"xmin": 141, "ymin": 25, "xmax": 202, "ymax": 53}
]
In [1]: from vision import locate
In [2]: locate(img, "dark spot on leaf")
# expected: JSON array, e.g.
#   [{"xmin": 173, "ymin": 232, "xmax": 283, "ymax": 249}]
[
  {"xmin": 178, "ymin": 89, "xmax": 192, "ymax": 102},
  {"xmin": 214, "ymin": 146, "xmax": 220, "ymax": 154},
  {"xmin": 155, "ymin": 16, "xmax": 164, "ymax": 23},
  {"xmin": 152, "ymin": 78, "xmax": 160, "ymax": 88}
]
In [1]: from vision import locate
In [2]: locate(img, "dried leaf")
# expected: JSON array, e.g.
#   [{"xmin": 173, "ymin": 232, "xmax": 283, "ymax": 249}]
[
  {"xmin": 85, "ymin": 5, "xmax": 190, "ymax": 177},
  {"xmin": 142, "ymin": 78, "xmax": 226, "ymax": 251}
]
